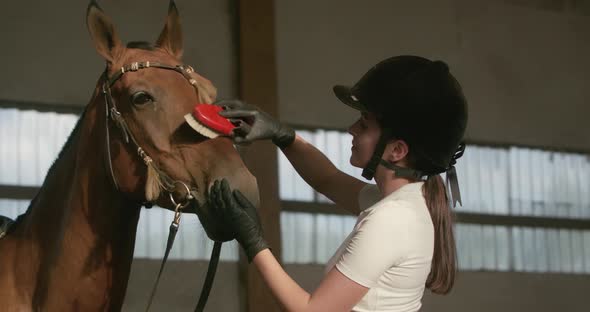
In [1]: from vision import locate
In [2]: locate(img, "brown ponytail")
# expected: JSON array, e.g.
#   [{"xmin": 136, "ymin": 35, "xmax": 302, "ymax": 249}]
[{"xmin": 423, "ymin": 174, "xmax": 456, "ymax": 294}]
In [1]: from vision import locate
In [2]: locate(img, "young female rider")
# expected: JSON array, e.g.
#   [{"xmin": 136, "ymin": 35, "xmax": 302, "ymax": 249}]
[{"xmin": 206, "ymin": 55, "xmax": 468, "ymax": 312}]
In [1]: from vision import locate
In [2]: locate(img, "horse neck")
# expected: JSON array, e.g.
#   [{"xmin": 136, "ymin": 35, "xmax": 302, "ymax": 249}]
[{"xmin": 20, "ymin": 94, "xmax": 142, "ymax": 310}]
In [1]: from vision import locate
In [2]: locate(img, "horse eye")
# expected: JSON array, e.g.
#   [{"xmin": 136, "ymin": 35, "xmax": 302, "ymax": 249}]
[{"xmin": 130, "ymin": 91, "xmax": 153, "ymax": 105}]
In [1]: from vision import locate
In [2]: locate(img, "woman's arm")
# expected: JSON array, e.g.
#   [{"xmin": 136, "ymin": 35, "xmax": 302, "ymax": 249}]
[
  {"xmin": 217, "ymin": 100, "xmax": 366, "ymax": 215},
  {"xmin": 206, "ymin": 180, "xmax": 369, "ymax": 311},
  {"xmin": 282, "ymin": 134, "xmax": 367, "ymax": 215},
  {"xmin": 253, "ymin": 249, "xmax": 368, "ymax": 312}
]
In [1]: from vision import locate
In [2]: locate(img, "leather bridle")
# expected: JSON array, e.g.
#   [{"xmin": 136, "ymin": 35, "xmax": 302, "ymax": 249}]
[{"xmin": 101, "ymin": 61, "xmax": 221, "ymax": 312}]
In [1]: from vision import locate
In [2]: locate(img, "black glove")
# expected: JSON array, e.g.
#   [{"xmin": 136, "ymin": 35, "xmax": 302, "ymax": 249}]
[
  {"xmin": 193, "ymin": 195, "xmax": 235, "ymax": 243},
  {"xmin": 209, "ymin": 179, "xmax": 270, "ymax": 262},
  {"xmin": 216, "ymin": 99, "xmax": 295, "ymax": 149}
]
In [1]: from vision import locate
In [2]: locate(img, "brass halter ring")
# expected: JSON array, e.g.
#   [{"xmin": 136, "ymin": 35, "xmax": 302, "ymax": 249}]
[{"xmin": 169, "ymin": 180, "xmax": 193, "ymax": 226}]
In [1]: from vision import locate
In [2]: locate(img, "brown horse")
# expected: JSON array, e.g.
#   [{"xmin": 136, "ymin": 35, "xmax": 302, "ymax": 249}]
[{"xmin": 0, "ymin": 1, "xmax": 257, "ymax": 311}]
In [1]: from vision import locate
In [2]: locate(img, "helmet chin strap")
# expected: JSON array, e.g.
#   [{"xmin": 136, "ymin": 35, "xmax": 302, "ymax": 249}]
[
  {"xmin": 378, "ymin": 159, "xmax": 424, "ymax": 180},
  {"xmin": 361, "ymin": 127, "xmax": 423, "ymax": 180},
  {"xmin": 361, "ymin": 127, "xmax": 465, "ymax": 208}
]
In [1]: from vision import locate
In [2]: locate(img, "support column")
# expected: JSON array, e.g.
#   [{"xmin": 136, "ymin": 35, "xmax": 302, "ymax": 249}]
[{"xmin": 237, "ymin": 0, "xmax": 283, "ymax": 311}]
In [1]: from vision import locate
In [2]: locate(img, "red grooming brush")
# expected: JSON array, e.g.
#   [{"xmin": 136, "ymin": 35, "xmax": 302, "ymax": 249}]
[{"xmin": 184, "ymin": 104, "xmax": 236, "ymax": 139}]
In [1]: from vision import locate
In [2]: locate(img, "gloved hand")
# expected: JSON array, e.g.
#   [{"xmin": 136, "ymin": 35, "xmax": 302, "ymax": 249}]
[
  {"xmin": 208, "ymin": 179, "xmax": 270, "ymax": 262},
  {"xmin": 193, "ymin": 195, "xmax": 235, "ymax": 243},
  {"xmin": 216, "ymin": 99, "xmax": 295, "ymax": 149}
]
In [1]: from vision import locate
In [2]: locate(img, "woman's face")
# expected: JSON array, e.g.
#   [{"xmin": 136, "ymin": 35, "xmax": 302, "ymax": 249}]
[{"xmin": 348, "ymin": 112, "xmax": 381, "ymax": 168}]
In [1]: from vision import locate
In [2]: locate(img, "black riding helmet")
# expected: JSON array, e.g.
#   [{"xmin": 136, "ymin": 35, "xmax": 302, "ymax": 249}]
[{"xmin": 333, "ymin": 55, "xmax": 468, "ymax": 206}]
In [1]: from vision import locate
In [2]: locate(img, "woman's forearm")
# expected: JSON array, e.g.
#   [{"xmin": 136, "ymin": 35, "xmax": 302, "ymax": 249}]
[
  {"xmin": 281, "ymin": 135, "xmax": 340, "ymax": 194},
  {"xmin": 252, "ymin": 249, "xmax": 311, "ymax": 312},
  {"xmin": 281, "ymin": 134, "xmax": 366, "ymax": 215},
  {"xmin": 251, "ymin": 248, "xmax": 368, "ymax": 312}
]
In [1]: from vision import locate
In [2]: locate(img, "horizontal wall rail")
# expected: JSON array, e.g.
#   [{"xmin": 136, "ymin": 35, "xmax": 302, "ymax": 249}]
[{"xmin": 281, "ymin": 200, "xmax": 590, "ymax": 230}]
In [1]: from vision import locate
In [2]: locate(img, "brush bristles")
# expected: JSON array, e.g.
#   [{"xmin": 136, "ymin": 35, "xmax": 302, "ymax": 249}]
[{"xmin": 184, "ymin": 114, "xmax": 220, "ymax": 139}]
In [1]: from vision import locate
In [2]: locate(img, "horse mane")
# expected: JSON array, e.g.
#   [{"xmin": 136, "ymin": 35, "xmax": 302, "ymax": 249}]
[{"xmin": 12, "ymin": 105, "xmax": 89, "ymax": 224}]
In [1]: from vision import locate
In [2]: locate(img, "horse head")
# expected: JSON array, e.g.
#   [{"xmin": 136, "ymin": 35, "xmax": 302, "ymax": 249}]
[{"xmin": 86, "ymin": 0, "xmax": 256, "ymax": 240}]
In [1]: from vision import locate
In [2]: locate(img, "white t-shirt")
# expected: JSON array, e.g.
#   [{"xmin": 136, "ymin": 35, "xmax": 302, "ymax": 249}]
[{"xmin": 324, "ymin": 182, "xmax": 434, "ymax": 312}]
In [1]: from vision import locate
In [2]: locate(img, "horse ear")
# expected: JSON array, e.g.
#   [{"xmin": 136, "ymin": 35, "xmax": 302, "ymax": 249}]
[
  {"xmin": 86, "ymin": 1, "xmax": 123, "ymax": 63},
  {"xmin": 155, "ymin": 0, "xmax": 183, "ymax": 59}
]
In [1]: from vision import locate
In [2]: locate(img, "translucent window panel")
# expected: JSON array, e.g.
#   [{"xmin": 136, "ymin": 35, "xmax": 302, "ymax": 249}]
[
  {"xmin": 482, "ymin": 225, "xmax": 497, "ymax": 270},
  {"xmin": 0, "ymin": 109, "xmax": 19, "ymax": 185},
  {"xmin": 579, "ymin": 158, "xmax": 590, "ymax": 219},
  {"xmin": 534, "ymin": 228, "xmax": 549, "ymax": 272},
  {"xmin": 281, "ymin": 211, "xmax": 355, "ymax": 264},
  {"xmin": 0, "ymin": 108, "xmax": 78, "ymax": 186},
  {"xmin": 525, "ymin": 151, "xmax": 590, "ymax": 219},
  {"xmin": 512, "ymin": 226, "xmax": 580, "ymax": 273},
  {"xmin": 277, "ymin": 129, "xmax": 363, "ymax": 203},
  {"xmin": 432, "ymin": 145, "xmax": 588, "ymax": 218},
  {"xmin": 0, "ymin": 200, "xmax": 237, "ymax": 261},
  {"xmin": 495, "ymin": 226, "xmax": 510, "ymax": 271},
  {"xmin": 0, "ymin": 108, "xmax": 79, "ymax": 230},
  {"xmin": 314, "ymin": 214, "xmax": 333, "ymax": 263},
  {"xmin": 134, "ymin": 207, "xmax": 239, "ymax": 261},
  {"xmin": 522, "ymin": 227, "xmax": 537, "ymax": 272},
  {"xmin": 454, "ymin": 223, "xmax": 470, "ymax": 269},
  {"xmin": 571, "ymin": 230, "xmax": 585, "ymax": 274},
  {"xmin": 558, "ymin": 229, "xmax": 573, "ymax": 273},
  {"xmin": 453, "ymin": 225, "xmax": 590, "ymax": 273},
  {"xmin": 0, "ymin": 199, "xmax": 30, "ymax": 220},
  {"xmin": 450, "ymin": 224, "xmax": 488, "ymax": 271},
  {"xmin": 468, "ymin": 224, "xmax": 484, "ymax": 270},
  {"xmin": 315, "ymin": 130, "xmax": 342, "ymax": 203},
  {"xmin": 547, "ymin": 228, "xmax": 562, "ymax": 272},
  {"xmin": 584, "ymin": 231, "xmax": 590, "ymax": 274},
  {"xmin": 280, "ymin": 211, "xmax": 296, "ymax": 262},
  {"xmin": 511, "ymin": 227, "xmax": 524, "ymax": 271},
  {"xmin": 278, "ymin": 130, "xmax": 315, "ymax": 202}
]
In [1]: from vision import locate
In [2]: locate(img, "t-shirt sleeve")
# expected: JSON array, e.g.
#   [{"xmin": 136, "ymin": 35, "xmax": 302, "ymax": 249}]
[{"xmin": 335, "ymin": 203, "xmax": 415, "ymax": 288}]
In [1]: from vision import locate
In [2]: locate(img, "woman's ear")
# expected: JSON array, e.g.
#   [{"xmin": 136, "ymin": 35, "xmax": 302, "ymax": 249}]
[{"xmin": 384, "ymin": 139, "xmax": 409, "ymax": 163}]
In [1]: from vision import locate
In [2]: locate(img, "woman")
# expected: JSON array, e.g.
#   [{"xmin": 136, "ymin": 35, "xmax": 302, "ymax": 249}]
[{"xmin": 206, "ymin": 55, "xmax": 468, "ymax": 311}]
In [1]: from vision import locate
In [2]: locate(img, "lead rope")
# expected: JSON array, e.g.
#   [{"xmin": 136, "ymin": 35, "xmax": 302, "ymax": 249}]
[
  {"xmin": 144, "ymin": 200, "xmax": 223, "ymax": 312},
  {"xmin": 143, "ymin": 184, "xmax": 222, "ymax": 312},
  {"xmin": 145, "ymin": 202, "xmax": 183, "ymax": 311},
  {"xmin": 194, "ymin": 242, "xmax": 222, "ymax": 312}
]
